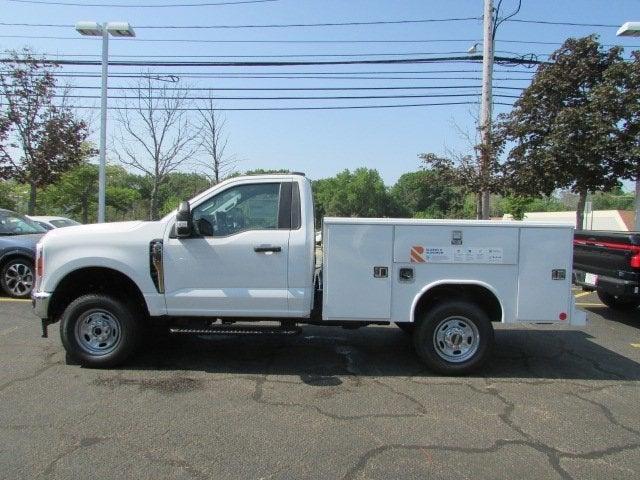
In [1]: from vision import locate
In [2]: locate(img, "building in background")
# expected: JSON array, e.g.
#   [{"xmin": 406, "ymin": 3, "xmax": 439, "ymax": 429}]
[{"xmin": 502, "ymin": 210, "xmax": 634, "ymax": 231}]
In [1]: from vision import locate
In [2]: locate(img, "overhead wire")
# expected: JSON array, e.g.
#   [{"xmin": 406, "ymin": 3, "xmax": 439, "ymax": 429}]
[
  {"xmin": 5, "ymin": 0, "xmax": 278, "ymax": 6},
  {"xmin": 11, "ymin": 93, "xmax": 521, "ymax": 101},
  {"xmin": 0, "ymin": 17, "xmax": 482, "ymax": 29},
  {"xmin": 1, "ymin": 35, "xmax": 636, "ymax": 49},
  {"xmin": 16, "ymin": 101, "xmax": 514, "ymax": 111},
  {"xmin": 0, "ymin": 55, "xmax": 544, "ymax": 66}
]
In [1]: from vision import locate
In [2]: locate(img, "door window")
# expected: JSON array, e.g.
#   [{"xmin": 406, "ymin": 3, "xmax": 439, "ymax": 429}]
[{"xmin": 192, "ymin": 183, "xmax": 281, "ymax": 237}]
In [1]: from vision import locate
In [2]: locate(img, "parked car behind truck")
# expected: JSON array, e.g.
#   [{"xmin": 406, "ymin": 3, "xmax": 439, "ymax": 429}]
[
  {"xmin": 32, "ymin": 173, "xmax": 585, "ymax": 375},
  {"xmin": 574, "ymin": 230, "xmax": 640, "ymax": 311},
  {"xmin": 0, "ymin": 208, "xmax": 46, "ymax": 298},
  {"xmin": 28, "ymin": 216, "xmax": 81, "ymax": 230}
]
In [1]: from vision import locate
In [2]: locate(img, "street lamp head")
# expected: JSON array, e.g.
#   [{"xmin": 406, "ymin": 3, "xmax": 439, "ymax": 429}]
[
  {"xmin": 617, "ymin": 22, "xmax": 640, "ymax": 37},
  {"xmin": 75, "ymin": 21, "xmax": 104, "ymax": 36},
  {"xmin": 106, "ymin": 22, "xmax": 135, "ymax": 37}
]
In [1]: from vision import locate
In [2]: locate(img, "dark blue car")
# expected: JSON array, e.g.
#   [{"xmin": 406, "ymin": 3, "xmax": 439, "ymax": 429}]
[{"xmin": 0, "ymin": 208, "xmax": 46, "ymax": 298}]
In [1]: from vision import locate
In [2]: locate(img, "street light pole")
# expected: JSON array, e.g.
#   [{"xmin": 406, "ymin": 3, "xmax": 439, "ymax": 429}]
[
  {"xmin": 76, "ymin": 21, "xmax": 135, "ymax": 223},
  {"xmin": 98, "ymin": 24, "xmax": 109, "ymax": 224},
  {"xmin": 480, "ymin": 0, "xmax": 494, "ymax": 220}
]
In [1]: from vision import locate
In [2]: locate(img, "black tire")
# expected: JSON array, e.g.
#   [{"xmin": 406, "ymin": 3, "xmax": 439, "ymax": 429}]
[
  {"xmin": 596, "ymin": 289, "xmax": 640, "ymax": 312},
  {"xmin": 60, "ymin": 294, "xmax": 141, "ymax": 368},
  {"xmin": 413, "ymin": 301, "xmax": 494, "ymax": 375},
  {"xmin": 395, "ymin": 322, "xmax": 415, "ymax": 334},
  {"xmin": 0, "ymin": 258, "xmax": 35, "ymax": 299}
]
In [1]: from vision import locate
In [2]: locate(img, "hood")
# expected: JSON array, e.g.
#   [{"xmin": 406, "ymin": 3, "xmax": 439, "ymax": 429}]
[
  {"xmin": 45, "ymin": 221, "xmax": 146, "ymax": 239},
  {"xmin": 0, "ymin": 233, "xmax": 44, "ymax": 253},
  {"xmin": 41, "ymin": 220, "xmax": 168, "ymax": 251}
]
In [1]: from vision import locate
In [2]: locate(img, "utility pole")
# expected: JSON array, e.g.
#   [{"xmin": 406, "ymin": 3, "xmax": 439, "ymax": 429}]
[{"xmin": 480, "ymin": 0, "xmax": 494, "ymax": 219}]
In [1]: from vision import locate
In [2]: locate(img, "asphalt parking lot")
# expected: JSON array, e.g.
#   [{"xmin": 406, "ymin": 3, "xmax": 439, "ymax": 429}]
[{"xmin": 1, "ymin": 290, "xmax": 639, "ymax": 480}]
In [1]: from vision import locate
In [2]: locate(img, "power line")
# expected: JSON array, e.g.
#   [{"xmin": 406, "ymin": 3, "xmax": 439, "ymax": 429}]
[
  {"xmin": 0, "ymin": 34, "xmax": 638, "ymax": 49},
  {"xmin": 15, "ymin": 93, "xmax": 520, "ymax": 101},
  {"xmin": 0, "ymin": 17, "xmax": 482, "ymax": 29},
  {"xmin": 0, "ymin": 55, "xmax": 542, "ymax": 67},
  {"xmin": 60, "ymin": 85, "xmax": 525, "ymax": 92},
  {"xmin": 506, "ymin": 18, "xmax": 619, "ymax": 28},
  {"xmin": 5, "ymin": 51, "xmax": 481, "ymax": 59},
  {"xmin": 26, "ymin": 101, "xmax": 514, "ymax": 111},
  {"xmin": 5, "ymin": 0, "xmax": 278, "ymax": 6}
]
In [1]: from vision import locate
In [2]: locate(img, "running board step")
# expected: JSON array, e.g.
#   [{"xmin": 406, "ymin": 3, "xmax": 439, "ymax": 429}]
[{"xmin": 169, "ymin": 325, "xmax": 301, "ymax": 336}]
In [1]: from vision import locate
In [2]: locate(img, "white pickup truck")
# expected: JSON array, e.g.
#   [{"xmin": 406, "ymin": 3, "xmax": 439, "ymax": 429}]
[{"xmin": 32, "ymin": 173, "xmax": 585, "ymax": 374}]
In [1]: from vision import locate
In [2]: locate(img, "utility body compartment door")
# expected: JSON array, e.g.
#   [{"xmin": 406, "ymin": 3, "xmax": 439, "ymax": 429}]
[
  {"xmin": 517, "ymin": 227, "xmax": 573, "ymax": 322},
  {"xmin": 322, "ymin": 223, "xmax": 393, "ymax": 320}
]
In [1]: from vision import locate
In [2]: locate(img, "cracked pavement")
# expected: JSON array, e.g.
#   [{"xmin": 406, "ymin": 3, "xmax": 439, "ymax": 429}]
[{"xmin": 0, "ymin": 292, "xmax": 639, "ymax": 479}]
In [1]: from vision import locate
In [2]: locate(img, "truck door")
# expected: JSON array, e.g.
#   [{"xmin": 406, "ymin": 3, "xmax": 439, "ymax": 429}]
[{"xmin": 163, "ymin": 181, "xmax": 291, "ymax": 317}]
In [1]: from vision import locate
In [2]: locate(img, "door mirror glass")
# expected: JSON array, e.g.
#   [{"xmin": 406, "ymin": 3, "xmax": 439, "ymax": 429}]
[{"xmin": 175, "ymin": 201, "xmax": 192, "ymax": 237}]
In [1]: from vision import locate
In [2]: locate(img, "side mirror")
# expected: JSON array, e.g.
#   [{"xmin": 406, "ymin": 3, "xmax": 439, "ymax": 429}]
[{"xmin": 175, "ymin": 201, "xmax": 192, "ymax": 238}]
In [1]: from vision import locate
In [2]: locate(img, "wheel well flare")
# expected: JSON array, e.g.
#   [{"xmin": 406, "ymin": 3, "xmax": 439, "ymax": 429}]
[
  {"xmin": 48, "ymin": 267, "xmax": 148, "ymax": 322},
  {"xmin": 413, "ymin": 283, "xmax": 503, "ymax": 323}
]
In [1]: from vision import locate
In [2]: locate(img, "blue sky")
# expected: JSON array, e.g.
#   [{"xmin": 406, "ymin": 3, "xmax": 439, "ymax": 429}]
[{"xmin": 1, "ymin": 0, "xmax": 640, "ymax": 184}]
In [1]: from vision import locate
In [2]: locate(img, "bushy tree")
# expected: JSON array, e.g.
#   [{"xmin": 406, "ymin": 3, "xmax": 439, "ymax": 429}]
[
  {"xmin": 0, "ymin": 49, "xmax": 91, "ymax": 214},
  {"xmin": 497, "ymin": 36, "xmax": 631, "ymax": 227},
  {"xmin": 391, "ymin": 169, "xmax": 464, "ymax": 218},
  {"xmin": 313, "ymin": 168, "xmax": 400, "ymax": 223}
]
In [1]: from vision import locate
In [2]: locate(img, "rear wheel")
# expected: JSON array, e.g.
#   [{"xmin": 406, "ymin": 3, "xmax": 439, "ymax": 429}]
[
  {"xmin": 1, "ymin": 258, "xmax": 34, "ymax": 298},
  {"xmin": 413, "ymin": 301, "xmax": 494, "ymax": 375},
  {"xmin": 596, "ymin": 289, "xmax": 640, "ymax": 312},
  {"xmin": 60, "ymin": 294, "xmax": 141, "ymax": 368}
]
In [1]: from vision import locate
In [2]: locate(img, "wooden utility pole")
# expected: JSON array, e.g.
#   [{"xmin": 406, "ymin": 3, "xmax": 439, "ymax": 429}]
[{"xmin": 480, "ymin": 0, "xmax": 494, "ymax": 219}]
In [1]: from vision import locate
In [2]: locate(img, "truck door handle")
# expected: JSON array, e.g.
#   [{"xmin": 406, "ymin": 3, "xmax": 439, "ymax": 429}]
[{"xmin": 254, "ymin": 245, "xmax": 282, "ymax": 253}]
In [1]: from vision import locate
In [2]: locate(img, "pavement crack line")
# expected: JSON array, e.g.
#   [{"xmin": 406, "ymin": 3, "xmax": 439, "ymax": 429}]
[
  {"xmin": 341, "ymin": 439, "xmax": 640, "ymax": 480},
  {"xmin": 36, "ymin": 436, "xmax": 109, "ymax": 479},
  {"xmin": 572, "ymin": 392, "xmax": 640, "ymax": 438},
  {"xmin": 0, "ymin": 350, "xmax": 58, "ymax": 394}
]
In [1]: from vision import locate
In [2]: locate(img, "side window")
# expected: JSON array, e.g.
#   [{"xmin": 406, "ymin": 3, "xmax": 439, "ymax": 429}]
[{"xmin": 192, "ymin": 183, "xmax": 281, "ymax": 237}]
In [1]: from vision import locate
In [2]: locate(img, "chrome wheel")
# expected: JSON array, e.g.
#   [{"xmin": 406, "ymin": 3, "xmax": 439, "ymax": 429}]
[
  {"xmin": 74, "ymin": 309, "xmax": 122, "ymax": 356},
  {"xmin": 4, "ymin": 262, "xmax": 34, "ymax": 297},
  {"xmin": 433, "ymin": 316, "xmax": 480, "ymax": 363}
]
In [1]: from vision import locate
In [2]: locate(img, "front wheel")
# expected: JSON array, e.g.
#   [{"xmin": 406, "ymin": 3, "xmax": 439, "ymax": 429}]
[
  {"xmin": 596, "ymin": 289, "xmax": 640, "ymax": 312},
  {"xmin": 1, "ymin": 258, "xmax": 35, "ymax": 298},
  {"xmin": 413, "ymin": 301, "xmax": 494, "ymax": 375},
  {"xmin": 60, "ymin": 294, "xmax": 141, "ymax": 368}
]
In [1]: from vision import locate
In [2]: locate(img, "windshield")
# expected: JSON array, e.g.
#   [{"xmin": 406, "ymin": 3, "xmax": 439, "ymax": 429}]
[
  {"xmin": 0, "ymin": 211, "xmax": 47, "ymax": 235},
  {"xmin": 50, "ymin": 219, "xmax": 81, "ymax": 228}
]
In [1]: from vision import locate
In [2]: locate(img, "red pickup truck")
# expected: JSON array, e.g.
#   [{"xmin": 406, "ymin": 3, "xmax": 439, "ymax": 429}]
[{"xmin": 573, "ymin": 230, "xmax": 640, "ymax": 311}]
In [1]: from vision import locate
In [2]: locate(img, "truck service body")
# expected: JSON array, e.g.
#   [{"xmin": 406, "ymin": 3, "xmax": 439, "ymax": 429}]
[{"xmin": 32, "ymin": 173, "xmax": 585, "ymax": 374}]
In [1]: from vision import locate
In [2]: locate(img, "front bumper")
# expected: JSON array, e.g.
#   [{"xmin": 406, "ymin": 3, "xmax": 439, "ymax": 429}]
[{"xmin": 32, "ymin": 291, "xmax": 52, "ymax": 319}]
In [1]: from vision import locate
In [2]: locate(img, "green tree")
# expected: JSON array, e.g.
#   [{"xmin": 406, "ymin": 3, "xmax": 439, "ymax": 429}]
[
  {"xmin": 0, "ymin": 49, "xmax": 91, "ymax": 214},
  {"xmin": 313, "ymin": 168, "xmax": 399, "ymax": 223},
  {"xmin": 0, "ymin": 180, "xmax": 18, "ymax": 210},
  {"xmin": 497, "ymin": 36, "xmax": 630, "ymax": 228},
  {"xmin": 41, "ymin": 163, "xmax": 142, "ymax": 223},
  {"xmin": 391, "ymin": 170, "xmax": 464, "ymax": 218}
]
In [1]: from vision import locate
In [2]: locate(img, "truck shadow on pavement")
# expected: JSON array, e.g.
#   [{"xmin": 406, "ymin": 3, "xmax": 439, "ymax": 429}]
[{"xmin": 125, "ymin": 326, "xmax": 640, "ymax": 382}]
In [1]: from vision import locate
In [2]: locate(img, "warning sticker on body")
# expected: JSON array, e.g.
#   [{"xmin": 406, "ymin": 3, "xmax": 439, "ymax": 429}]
[
  {"xmin": 408, "ymin": 246, "xmax": 504, "ymax": 264},
  {"xmin": 423, "ymin": 247, "xmax": 453, "ymax": 263},
  {"xmin": 453, "ymin": 247, "xmax": 503, "ymax": 263}
]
